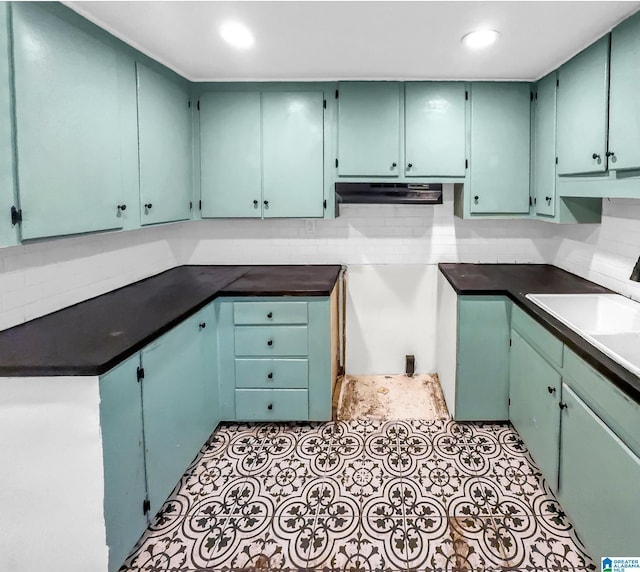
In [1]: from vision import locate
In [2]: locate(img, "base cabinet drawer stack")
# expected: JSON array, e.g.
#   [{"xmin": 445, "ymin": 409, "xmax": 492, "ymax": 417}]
[{"xmin": 217, "ymin": 295, "xmax": 338, "ymax": 422}]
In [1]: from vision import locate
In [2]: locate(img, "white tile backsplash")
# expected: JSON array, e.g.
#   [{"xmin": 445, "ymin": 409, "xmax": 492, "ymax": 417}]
[{"xmin": 1, "ymin": 186, "xmax": 639, "ymax": 332}]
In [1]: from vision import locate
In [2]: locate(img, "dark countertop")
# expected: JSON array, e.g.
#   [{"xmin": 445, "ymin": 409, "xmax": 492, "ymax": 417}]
[
  {"xmin": 0, "ymin": 264, "xmax": 342, "ymax": 377},
  {"xmin": 439, "ymin": 263, "xmax": 640, "ymax": 402}
]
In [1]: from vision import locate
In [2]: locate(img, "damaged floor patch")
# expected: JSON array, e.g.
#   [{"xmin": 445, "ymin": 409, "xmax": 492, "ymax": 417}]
[{"xmin": 336, "ymin": 373, "xmax": 450, "ymax": 421}]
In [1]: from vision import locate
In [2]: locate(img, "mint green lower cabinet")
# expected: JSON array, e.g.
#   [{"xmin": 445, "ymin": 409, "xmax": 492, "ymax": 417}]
[
  {"xmin": 455, "ymin": 296, "xmax": 511, "ymax": 421},
  {"xmin": 99, "ymin": 355, "xmax": 147, "ymax": 572},
  {"xmin": 469, "ymin": 82, "xmax": 531, "ymax": 215},
  {"xmin": 141, "ymin": 308, "xmax": 216, "ymax": 514},
  {"xmin": 11, "ymin": 3, "xmax": 124, "ymax": 240},
  {"xmin": 533, "ymin": 73, "xmax": 557, "ymax": 217},
  {"xmin": 235, "ymin": 359, "xmax": 309, "ymax": 389},
  {"xmin": 337, "ymin": 82, "xmax": 401, "ymax": 177},
  {"xmin": 404, "ymin": 82, "xmax": 466, "ymax": 177},
  {"xmin": 509, "ymin": 330, "xmax": 561, "ymax": 490},
  {"xmin": 556, "ymin": 36, "xmax": 609, "ymax": 176},
  {"xmin": 136, "ymin": 63, "xmax": 192, "ymax": 226},
  {"xmin": 199, "ymin": 91, "xmax": 262, "ymax": 218},
  {"xmin": 235, "ymin": 389, "xmax": 309, "ymax": 421},
  {"xmin": 262, "ymin": 91, "xmax": 324, "ymax": 218},
  {"xmin": 558, "ymin": 384, "xmax": 640, "ymax": 559},
  {"xmin": 217, "ymin": 295, "xmax": 336, "ymax": 422}
]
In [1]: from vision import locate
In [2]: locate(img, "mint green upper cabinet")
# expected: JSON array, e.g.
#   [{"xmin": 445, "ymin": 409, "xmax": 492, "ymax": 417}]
[
  {"xmin": 0, "ymin": 3, "xmax": 16, "ymax": 247},
  {"xmin": 99, "ymin": 355, "xmax": 147, "ymax": 572},
  {"xmin": 11, "ymin": 3, "xmax": 123, "ymax": 240},
  {"xmin": 509, "ymin": 330, "xmax": 561, "ymax": 489},
  {"xmin": 469, "ymin": 83, "xmax": 531, "ymax": 214},
  {"xmin": 337, "ymin": 82, "xmax": 400, "ymax": 176},
  {"xmin": 262, "ymin": 91, "xmax": 324, "ymax": 218},
  {"xmin": 608, "ymin": 13, "xmax": 640, "ymax": 171},
  {"xmin": 533, "ymin": 73, "xmax": 557, "ymax": 217},
  {"xmin": 556, "ymin": 36, "xmax": 609, "ymax": 176},
  {"xmin": 141, "ymin": 308, "xmax": 215, "ymax": 514},
  {"xmin": 200, "ymin": 92, "xmax": 261, "ymax": 218},
  {"xmin": 136, "ymin": 63, "xmax": 192, "ymax": 226},
  {"xmin": 404, "ymin": 82, "xmax": 466, "ymax": 177}
]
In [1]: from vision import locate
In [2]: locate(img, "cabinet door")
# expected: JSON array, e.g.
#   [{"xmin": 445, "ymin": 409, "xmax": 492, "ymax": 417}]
[
  {"xmin": 11, "ymin": 3, "xmax": 123, "ymax": 240},
  {"xmin": 137, "ymin": 63, "xmax": 192, "ymax": 225},
  {"xmin": 509, "ymin": 330, "xmax": 561, "ymax": 489},
  {"xmin": 469, "ymin": 83, "xmax": 530, "ymax": 214},
  {"xmin": 559, "ymin": 384, "xmax": 640, "ymax": 560},
  {"xmin": 557, "ymin": 36, "xmax": 609, "ymax": 175},
  {"xmin": 99, "ymin": 355, "xmax": 147, "ymax": 572},
  {"xmin": 262, "ymin": 91, "xmax": 324, "ymax": 218},
  {"xmin": 200, "ymin": 92, "xmax": 261, "ymax": 218},
  {"xmin": 141, "ymin": 308, "xmax": 216, "ymax": 514},
  {"xmin": 533, "ymin": 73, "xmax": 557, "ymax": 217},
  {"xmin": 456, "ymin": 296, "xmax": 511, "ymax": 421},
  {"xmin": 608, "ymin": 13, "xmax": 640, "ymax": 171},
  {"xmin": 0, "ymin": 3, "xmax": 16, "ymax": 247},
  {"xmin": 405, "ymin": 82, "xmax": 466, "ymax": 177},
  {"xmin": 337, "ymin": 82, "xmax": 400, "ymax": 176}
]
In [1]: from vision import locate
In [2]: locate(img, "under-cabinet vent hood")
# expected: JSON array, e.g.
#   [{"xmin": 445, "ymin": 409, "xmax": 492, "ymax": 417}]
[{"xmin": 335, "ymin": 183, "xmax": 442, "ymax": 214}]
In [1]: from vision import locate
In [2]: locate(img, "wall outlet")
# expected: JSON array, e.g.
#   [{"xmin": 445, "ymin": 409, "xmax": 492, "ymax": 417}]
[{"xmin": 304, "ymin": 219, "xmax": 316, "ymax": 234}]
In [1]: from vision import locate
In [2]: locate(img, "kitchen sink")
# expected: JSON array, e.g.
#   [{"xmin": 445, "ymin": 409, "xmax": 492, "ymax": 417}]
[{"xmin": 526, "ymin": 293, "xmax": 640, "ymax": 376}]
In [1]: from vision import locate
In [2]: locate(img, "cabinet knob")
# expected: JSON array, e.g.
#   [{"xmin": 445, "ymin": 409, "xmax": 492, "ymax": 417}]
[
  {"xmin": 267, "ymin": 403, "xmax": 273, "ymax": 410},
  {"xmin": 267, "ymin": 339, "xmax": 273, "ymax": 346},
  {"xmin": 474, "ymin": 195, "xmax": 479, "ymax": 202},
  {"xmin": 267, "ymin": 372, "xmax": 273, "ymax": 379},
  {"xmin": 264, "ymin": 200, "xmax": 269, "ymax": 208},
  {"xmin": 559, "ymin": 402, "xmax": 568, "ymax": 410},
  {"xmin": 592, "ymin": 153, "xmax": 601, "ymax": 161},
  {"xmin": 267, "ymin": 312, "xmax": 273, "ymax": 319},
  {"xmin": 391, "ymin": 162, "xmax": 397, "ymax": 169},
  {"xmin": 606, "ymin": 151, "xmax": 615, "ymax": 157},
  {"xmin": 547, "ymin": 386, "xmax": 556, "ymax": 394},
  {"xmin": 545, "ymin": 196, "xmax": 552, "ymax": 202},
  {"xmin": 199, "ymin": 322, "xmax": 206, "ymax": 329},
  {"xmin": 253, "ymin": 200, "xmax": 259, "ymax": 207},
  {"xmin": 117, "ymin": 204, "xmax": 127, "ymax": 211},
  {"xmin": 407, "ymin": 163, "xmax": 413, "ymax": 169},
  {"xmin": 144, "ymin": 203, "xmax": 153, "ymax": 209}
]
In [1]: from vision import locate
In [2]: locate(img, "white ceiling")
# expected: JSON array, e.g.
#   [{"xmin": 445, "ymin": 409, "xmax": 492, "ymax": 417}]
[{"xmin": 65, "ymin": 1, "xmax": 640, "ymax": 82}]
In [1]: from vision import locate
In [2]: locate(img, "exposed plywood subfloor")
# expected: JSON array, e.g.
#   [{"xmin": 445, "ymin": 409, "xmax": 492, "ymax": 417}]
[{"xmin": 336, "ymin": 373, "xmax": 450, "ymax": 421}]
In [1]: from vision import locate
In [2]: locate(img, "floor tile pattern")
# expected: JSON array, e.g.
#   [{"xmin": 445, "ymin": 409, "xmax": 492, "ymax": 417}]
[{"xmin": 120, "ymin": 420, "xmax": 596, "ymax": 572}]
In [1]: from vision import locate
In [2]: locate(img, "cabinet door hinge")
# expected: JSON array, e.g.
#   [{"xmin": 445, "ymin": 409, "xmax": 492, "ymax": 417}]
[
  {"xmin": 335, "ymin": 89, "xmax": 339, "ymax": 99},
  {"xmin": 465, "ymin": 159, "xmax": 468, "ymax": 169},
  {"xmin": 197, "ymin": 100, "xmax": 200, "ymax": 110},
  {"xmin": 323, "ymin": 99, "xmax": 327, "ymax": 109},
  {"xmin": 465, "ymin": 90, "xmax": 468, "ymax": 101},
  {"xmin": 199, "ymin": 200, "xmax": 202, "ymax": 210},
  {"xmin": 136, "ymin": 367, "xmax": 145, "ymax": 382},
  {"xmin": 335, "ymin": 158, "xmax": 339, "ymax": 168},
  {"xmin": 10, "ymin": 206, "xmax": 22, "ymax": 226},
  {"xmin": 143, "ymin": 498, "xmax": 151, "ymax": 515},
  {"xmin": 323, "ymin": 199, "xmax": 327, "ymax": 209}
]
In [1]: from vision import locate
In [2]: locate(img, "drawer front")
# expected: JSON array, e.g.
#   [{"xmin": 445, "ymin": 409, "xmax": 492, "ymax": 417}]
[
  {"xmin": 235, "ymin": 389, "xmax": 309, "ymax": 421},
  {"xmin": 563, "ymin": 347, "xmax": 640, "ymax": 458},
  {"xmin": 234, "ymin": 325, "xmax": 308, "ymax": 356},
  {"xmin": 235, "ymin": 358, "xmax": 309, "ymax": 389},
  {"xmin": 512, "ymin": 305, "xmax": 563, "ymax": 369},
  {"xmin": 234, "ymin": 301, "xmax": 308, "ymax": 325}
]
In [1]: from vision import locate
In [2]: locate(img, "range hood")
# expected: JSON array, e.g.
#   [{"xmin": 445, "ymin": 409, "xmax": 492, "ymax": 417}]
[{"xmin": 335, "ymin": 182, "xmax": 442, "ymax": 213}]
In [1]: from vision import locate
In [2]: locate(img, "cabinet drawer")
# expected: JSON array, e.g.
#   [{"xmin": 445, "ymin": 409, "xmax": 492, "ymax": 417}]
[
  {"xmin": 512, "ymin": 305, "xmax": 563, "ymax": 369},
  {"xmin": 563, "ymin": 347, "xmax": 640, "ymax": 458},
  {"xmin": 235, "ymin": 389, "xmax": 309, "ymax": 421},
  {"xmin": 234, "ymin": 301, "xmax": 308, "ymax": 325},
  {"xmin": 235, "ymin": 358, "xmax": 309, "ymax": 389},
  {"xmin": 234, "ymin": 326, "xmax": 308, "ymax": 356}
]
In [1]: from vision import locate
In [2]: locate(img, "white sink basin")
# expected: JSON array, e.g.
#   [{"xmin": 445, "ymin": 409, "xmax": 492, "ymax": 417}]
[{"xmin": 526, "ymin": 293, "xmax": 640, "ymax": 377}]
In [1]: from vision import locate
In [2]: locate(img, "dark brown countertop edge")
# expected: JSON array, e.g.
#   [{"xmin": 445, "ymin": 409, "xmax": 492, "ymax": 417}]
[
  {"xmin": 438, "ymin": 263, "xmax": 640, "ymax": 403},
  {"xmin": 0, "ymin": 264, "xmax": 342, "ymax": 378}
]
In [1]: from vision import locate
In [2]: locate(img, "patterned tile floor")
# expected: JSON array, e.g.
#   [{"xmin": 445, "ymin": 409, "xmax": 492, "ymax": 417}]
[{"xmin": 120, "ymin": 420, "xmax": 596, "ymax": 572}]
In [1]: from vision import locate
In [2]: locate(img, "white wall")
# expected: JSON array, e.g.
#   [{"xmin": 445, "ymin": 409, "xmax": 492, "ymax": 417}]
[
  {"xmin": 0, "ymin": 375, "xmax": 107, "ymax": 572},
  {"xmin": 550, "ymin": 198, "xmax": 640, "ymax": 302}
]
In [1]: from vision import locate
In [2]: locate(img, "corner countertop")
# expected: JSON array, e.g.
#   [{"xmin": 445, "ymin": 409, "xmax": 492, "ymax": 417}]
[
  {"xmin": 438, "ymin": 263, "xmax": 640, "ymax": 402},
  {"xmin": 0, "ymin": 264, "xmax": 342, "ymax": 377}
]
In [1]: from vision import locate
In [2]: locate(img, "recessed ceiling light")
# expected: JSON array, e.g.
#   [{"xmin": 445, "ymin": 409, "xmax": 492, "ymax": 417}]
[
  {"xmin": 220, "ymin": 21, "xmax": 254, "ymax": 49},
  {"xmin": 462, "ymin": 29, "xmax": 499, "ymax": 49}
]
